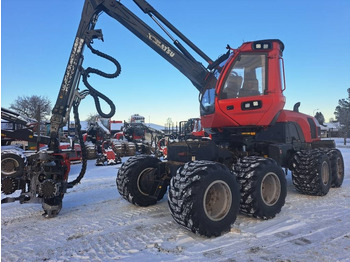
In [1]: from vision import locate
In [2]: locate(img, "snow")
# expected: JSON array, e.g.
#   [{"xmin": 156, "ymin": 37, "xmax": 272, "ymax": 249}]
[
  {"xmin": 96, "ymin": 119, "xmax": 111, "ymax": 135},
  {"xmin": 63, "ymin": 121, "xmax": 89, "ymax": 132},
  {"xmin": 145, "ymin": 123, "xmax": 165, "ymax": 132},
  {"xmin": 1, "ymin": 139, "xmax": 350, "ymax": 261},
  {"xmin": 110, "ymin": 122, "xmax": 123, "ymax": 131}
]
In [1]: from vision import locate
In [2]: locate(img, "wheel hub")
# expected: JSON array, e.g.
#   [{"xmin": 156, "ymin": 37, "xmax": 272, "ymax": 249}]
[
  {"xmin": 203, "ymin": 180, "xmax": 232, "ymax": 221},
  {"xmin": 336, "ymin": 157, "xmax": 344, "ymax": 180},
  {"xmin": 137, "ymin": 167, "xmax": 156, "ymax": 196},
  {"xmin": 261, "ymin": 172, "xmax": 281, "ymax": 206},
  {"xmin": 1, "ymin": 158, "xmax": 19, "ymax": 176},
  {"xmin": 321, "ymin": 161, "xmax": 330, "ymax": 185}
]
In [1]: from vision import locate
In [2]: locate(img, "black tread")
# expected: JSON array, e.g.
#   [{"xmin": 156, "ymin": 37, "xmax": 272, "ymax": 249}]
[
  {"xmin": 168, "ymin": 160, "xmax": 240, "ymax": 237},
  {"xmin": 117, "ymin": 155, "xmax": 164, "ymax": 206},
  {"xmin": 125, "ymin": 142, "xmax": 136, "ymax": 156},
  {"xmin": 324, "ymin": 148, "xmax": 344, "ymax": 187},
  {"xmin": 291, "ymin": 149, "xmax": 331, "ymax": 196},
  {"xmin": 233, "ymin": 156, "xmax": 287, "ymax": 219}
]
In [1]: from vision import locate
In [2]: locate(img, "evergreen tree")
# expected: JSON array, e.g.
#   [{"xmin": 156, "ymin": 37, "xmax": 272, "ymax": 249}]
[
  {"xmin": 314, "ymin": 112, "xmax": 325, "ymax": 125},
  {"xmin": 334, "ymin": 88, "xmax": 350, "ymax": 144}
]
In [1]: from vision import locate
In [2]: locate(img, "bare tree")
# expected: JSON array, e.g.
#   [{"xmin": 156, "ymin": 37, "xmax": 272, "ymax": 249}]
[
  {"xmin": 85, "ymin": 113, "xmax": 100, "ymax": 124},
  {"xmin": 165, "ymin": 117, "xmax": 174, "ymax": 133},
  {"xmin": 334, "ymin": 88, "xmax": 350, "ymax": 145},
  {"xmin": 9, "ymin": 95, "xmax": 52, "ymax": 122},
  {"xmin": 9, "ymin": 95, "xmax": 52, "ymax": 139}
]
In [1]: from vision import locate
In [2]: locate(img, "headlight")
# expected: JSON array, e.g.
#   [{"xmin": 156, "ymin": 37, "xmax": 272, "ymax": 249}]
[{"xmin": 241, "ymin": 100, "xmax": 262, "ymax": 110}]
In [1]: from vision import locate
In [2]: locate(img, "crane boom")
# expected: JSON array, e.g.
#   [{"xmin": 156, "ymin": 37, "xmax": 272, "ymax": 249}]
[
  {"xmin": 101, "ymin": 0, "xmax": 210, "ymax": 89},
  {"xmin": 50, "ymin": 0, "xmax": 217, "ymax": 151}
]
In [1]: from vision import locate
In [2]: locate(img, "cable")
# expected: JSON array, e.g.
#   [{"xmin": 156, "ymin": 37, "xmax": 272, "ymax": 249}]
[{"xmin": 82, "ymin": 42, "xmax": 122, "ymax": 118}]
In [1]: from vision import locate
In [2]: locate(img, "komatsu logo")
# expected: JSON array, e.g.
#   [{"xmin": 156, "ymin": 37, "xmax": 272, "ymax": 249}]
[
  {"xmin": 148, "ymin": 33, "xmax": 175, "ymax": 58},
  {"xmin": 61, "ymin": 37, "xmax": 84, "ymax": 93}
]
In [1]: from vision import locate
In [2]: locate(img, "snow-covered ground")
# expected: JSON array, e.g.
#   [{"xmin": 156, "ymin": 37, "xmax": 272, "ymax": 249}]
[{"xmin": 2, "ymin": 138, "xmax": 350, "ymax": 262}]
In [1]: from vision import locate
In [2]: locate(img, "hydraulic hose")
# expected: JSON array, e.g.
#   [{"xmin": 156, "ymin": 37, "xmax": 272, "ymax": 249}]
[{"xmin": 82, "ymin": 41, "xmax": 121, "ymax": 118}]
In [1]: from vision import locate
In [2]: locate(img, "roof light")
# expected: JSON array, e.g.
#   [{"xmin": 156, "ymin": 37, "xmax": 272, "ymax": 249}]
[{"xmin": 253, "ymin": 41, "xmax": 272, "ymax": 50}]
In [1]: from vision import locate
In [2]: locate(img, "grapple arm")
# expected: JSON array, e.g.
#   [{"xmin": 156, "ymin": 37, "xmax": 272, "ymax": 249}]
[{"xmin": 50, "ymin": 0, "xmax": 214, "ymax": 150}]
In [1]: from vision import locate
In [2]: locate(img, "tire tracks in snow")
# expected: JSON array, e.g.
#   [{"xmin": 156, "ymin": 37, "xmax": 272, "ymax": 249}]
[
  {"xmin": 2, "ymin": 156, "xmax": 350, "ymax": 261},
  {"xmin": 2, "ymin": 192, "xmax": 184, "ymax": 261}
]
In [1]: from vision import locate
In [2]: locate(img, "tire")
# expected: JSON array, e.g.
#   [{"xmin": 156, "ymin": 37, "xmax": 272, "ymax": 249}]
[
  {"xmin": 95, "ymin": 154, "xmax": 106, "ymax": 166},
  {"xmin": 168, "ymin": 161, "xmax": 240, "ymax": 237},
  {"xmin": 86, "ymin": 147, "xmax": 97, "ymax": 159},
  {"xmin": 125, "ymin": 142, "xmax": 136, "ymax": 156},
  {"xmin": 234, "ymin": 156, "xmax": 287, "ymax": 219},
  {"xmin": 116, "ymin": 155, "xmax": 166, "ymax": 206},
  {"xmin": 1, "ymin": 176, "xmax": 19, "ymax": 195},
  {"xmin": 1, "ymin": 153, "xmax": 25, "ymax": 178},
  {"xmin": 327, "ymin": 149, "xmax": 344, "ymax": 188},
  {"xmin": 112, "ymin": 141, "xmax": 124, "ymax": 157},
  {"xmin": 291, "ymin": 149, "xmax": 331, "ymax": 196}
]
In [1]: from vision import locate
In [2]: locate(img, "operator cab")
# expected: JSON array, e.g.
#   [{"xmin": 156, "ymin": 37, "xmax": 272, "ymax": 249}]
[{"xmin": 200, "ymin": 40, "xmax": 286, "ymax": 130}]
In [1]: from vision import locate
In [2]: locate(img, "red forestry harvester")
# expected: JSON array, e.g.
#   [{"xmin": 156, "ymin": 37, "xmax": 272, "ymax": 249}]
[
  {"xmin": 174, "ymin": 118, "xmax": 208, "ymax": 140},
  {"xmin": 2, "ymin": 0, "xmax": 344, "ymax": 238}
]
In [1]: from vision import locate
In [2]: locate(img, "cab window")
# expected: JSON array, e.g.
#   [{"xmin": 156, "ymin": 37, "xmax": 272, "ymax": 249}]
[
  {"xmin": 200, "ymin": 56, "xmax": 230, "ymax": 115},
  {"xmin": 220, "ymin": 54, "xmax": 267, "ymax": 99}
]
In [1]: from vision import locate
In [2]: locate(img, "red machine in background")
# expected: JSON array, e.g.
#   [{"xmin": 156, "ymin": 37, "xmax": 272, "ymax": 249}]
[
  {"xmin": 58, "ymin": 143, "xmax": 82, "ymax": 164},
  {"xmin": 176, "ymin": 118, "xmax": 209, "ymax": 140},
  {"xmin": 1, "ymin": 107, "xmax": 81, "ymax": 164},
  {"xmin": 113, "ymin": 119, "xmax": 164, "ymax": 157},
  {"xmin": 95, "ymin": 140, "xmax": 120, "ymax": 165},
  {"xmin": 82, "ymin": 115, "xmax": 164, "ymax": 165},
  {"xmin": 83, "ymin": 119, "xmax": 120, "ymax": 165}
]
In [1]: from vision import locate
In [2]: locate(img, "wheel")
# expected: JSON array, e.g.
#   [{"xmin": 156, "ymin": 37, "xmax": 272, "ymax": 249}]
[
  {"xmin": 86, "ymin": 147, "xmax": 97, "ymax": 159},
  {"xmin": 327, "ymin": 149, "xmax": 344, "ymax": 187},
  {"xmin": 116, "ymin": 155, "xmax": 166, "ymax": 206},
  {"xmin": 111, "ymin": 141, "xmax": 124, "ymax": 157},
  {"xmin": 125, "ymin": 142, "xmax": 136, "ymax": 156},
  {"xmin": 234, "ymin": 157, "xmax": 287, "ymax": 219},
  {"xmin": 168, "ymin": 161, "xmax": 240, "ymax": 237},
  {"xmin": 1, "ymin": 153, "xmax": 25, "ymax": 178},
  {"xmin": 1, "ymin": 176, "xmax": 19, "ymax": 195},
  {"xmin": 95, "ymin": 154, "xmax": 106, "ymax": 166},
  {"xmin": 291, "ymin": 149, "xmax": 331, "ymax": 196}
]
